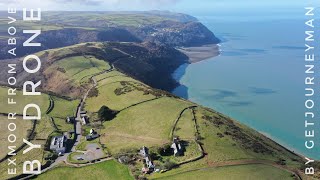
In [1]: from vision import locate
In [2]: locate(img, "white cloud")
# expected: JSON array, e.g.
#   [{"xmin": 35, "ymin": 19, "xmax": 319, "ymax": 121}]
[{"xmin": 52, "ymin": 0, "xmax": 104, "ymax": 6}]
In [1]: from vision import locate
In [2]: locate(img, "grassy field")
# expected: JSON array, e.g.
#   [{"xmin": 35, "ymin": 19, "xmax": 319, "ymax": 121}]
[
  {"xmin": 153, "ymin": 164, "xmax": 294, "ymax": 180},
  {"xmin": 52, "ymin": 117, "xmax": 74, "ymax": 132},
  {"xmin": 0, "ymin": 43, "xmax": 307, "ymax": 179},
  {"xmin": 0, "ymin": 86, "xmax": 50, "ymax": 116},
  {"xmin": 67, "ymin": 152, "xmax": 88, "ymax": 164},
  {"xmin": 94, "ymin": 70, "xmax": 125, "ymax": 82},
  {"xmin": 0, "ymin": 116, "xmax": 54, "ymax": 179},
  {"xmin": 174, "ymin": 108, "xmax": 195, "ymax": 140},
  {"xmin": 169, "ymin": 140, "xmax": 202, "ymax": 164},
  {"xmin": 0, "ymin": 115, "xmax": 32, "ymax": 159},
  {"xmin": 86, "ymin": 71, "xmax": 156, "ymax": 112},
  {"xmin": 0, "ymin": 85, "xmax": 76, "ymax": 179},
  {"xmin": 100, "ymin": 97, "xmax": 194, "ymax": 154},
  {"xmin": 147, "ymin": 107, "xmax": 303, "ymax": 179},
  {"xmin": 194, "ymin": 108, "xmax": 254, "ymax": 162},
  {"xmin": 36, "ymin": 160, "xmax": 133, "ymax": 180},
  {"xmin": 42, "ymin": 53, "xmax": 111, "ymax": 98},
  {"xmin": 188, "ymin": 107, "xmax": 301, "ymax": 165},
  {"xmin": 0, "ymin": 139, "xmax": 47, "ymax": 180},
  {"xmin": 95, "ymin": 70, "xmax": 139, "ymax": 85},
  {"xmin": 42, "ymin": 12, "xmax": 174, "ymax": 28},
  {"xmin": 47, "ymin": 55, "xmax": 110, "ymax": 85},
  {"xmin": 48, "ymin": 96, "xmax": 79, "ymax": 119}
]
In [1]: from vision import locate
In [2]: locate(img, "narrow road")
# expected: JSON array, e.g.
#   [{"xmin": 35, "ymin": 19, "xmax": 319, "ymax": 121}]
[
  {"xmin": 112, "ymin": 48, "xmax": 134, "ymax": 58},
  {"xmin": 72, "ymin": 60, "xmax": 115, "ymax": 151},
  {"xmin": 19, "ymin": 58, "xmax": 116, "ymax": 179}
]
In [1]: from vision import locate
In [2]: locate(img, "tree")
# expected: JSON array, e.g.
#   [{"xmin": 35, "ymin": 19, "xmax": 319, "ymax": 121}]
[
  {"xmin": 163, "ymin": 159, "xmax": 177, "ymax": 170},
  {"xmin": 98, "ymin": 105, "xmax": 117, "ymax": 121}
]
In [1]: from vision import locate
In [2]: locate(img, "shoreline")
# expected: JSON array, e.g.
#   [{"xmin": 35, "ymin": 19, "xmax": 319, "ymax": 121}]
[
  {"xmin": 172, "ymin": 44, "xmax": 315, "ymax": 161},
  {"xmin": 176, "ymin": 44, "xmax": 221, "ymax": 63}
]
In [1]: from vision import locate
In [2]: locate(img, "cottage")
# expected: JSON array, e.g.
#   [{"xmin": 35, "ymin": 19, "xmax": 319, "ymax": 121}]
[
  {"xmin": 140, "ymin": 146, "xmax": 155, "ymax": 173},
  {"xmin": 145, "ymin": 156, "xmax": 154, "ymax": 169},
  {"xmin": 139, "ymin": 146, "xmax": 149, "ymax": 158},
  {"xmin": 171, "ymin": 138, "xmax": 183, "ymax": 156},
  {"xmin": 50, "ymin": 135, "xmax": 67, "ymax": 154},
  {"xmin": 66, "ymin": 116, "xmax": 75, "ymax": 123},
  {"xmin": 86, "ymin": 129, "xmax": 99, "ymax": 141},
  {"xmin": 81, "ymin": 116, "xmax": 89, "ymax": 125}
]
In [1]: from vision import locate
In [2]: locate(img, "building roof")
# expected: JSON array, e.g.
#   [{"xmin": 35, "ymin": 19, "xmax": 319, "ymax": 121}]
[
  {"xmin": 81, "ymin": 116, "xmax": 89, "ymax": 124},
  {"xmin": 171, "ymin": 138, "xmax": 183, "ymax": 155},
  {"xmin": 66, "ymin": 117, "xmax": 75, "ymax": 123},
  {"xmin": 86, "ymin": 133, "xmax": 99, "ymax": 140},
  {"xmin": 50, "ymin": 135, "xmax": 66, "ymax": 150},
  {"xmin": 140, "ymin": 146, "xmax": 149, "ymax": 157}
]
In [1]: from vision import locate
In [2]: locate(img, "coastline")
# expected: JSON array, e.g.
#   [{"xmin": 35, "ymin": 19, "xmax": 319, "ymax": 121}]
[
  {"xmin": 170, "ymin": 43, "xmax": 221, "ymax": 98},
  {"xmin": 176, "ymin": 44, "xmax": 221, "ymax": 63},
  {"xmin": 172, "ymin": 44, "xmax": 313, "ymax": 161}
]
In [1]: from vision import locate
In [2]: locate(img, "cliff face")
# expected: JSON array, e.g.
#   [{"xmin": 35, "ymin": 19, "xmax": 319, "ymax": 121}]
[
  {"xmin": 0, "ymin": 11, "xmax": 220, "ymax": 60},
  {"xmin": 0, "ymin": 42, "xmax": 188, "ymax": 97},
  {"xmin": 0, "ymin": 28, "xmax": 140, "ymax": 60},
  {"xmin": 133, "ymin": 21, "xmax": 220, "ymax": 46}
]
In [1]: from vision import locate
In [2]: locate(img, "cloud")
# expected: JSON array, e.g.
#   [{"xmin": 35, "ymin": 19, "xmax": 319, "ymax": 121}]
[
  {"xmin": 0, "ymin": 0, "xmax": 16, "ymax": 5},
  {"xmin": 50, "ymin": 0, "xmax": 180, "ymax": 7},
  {"xmin": 52, "ymin": 0, "xmax": 103, "ymax": 5},
  {"xmin": 0, "ymin": 0, "xmax": 181, "ymax": 11}
]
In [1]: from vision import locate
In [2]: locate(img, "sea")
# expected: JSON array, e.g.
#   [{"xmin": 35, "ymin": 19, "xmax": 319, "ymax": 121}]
[{"xmin": 172, "ymin": 9, "xmax": 320, "ymax": 159}]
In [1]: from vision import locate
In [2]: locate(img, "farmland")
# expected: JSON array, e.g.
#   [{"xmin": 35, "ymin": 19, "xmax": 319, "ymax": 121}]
[
  {"xmin": 0, "ymin": 86, "xmax": 49, "ymax": 116},
  {"xmin": 0, "ymin": 42, "xmax": 311, "ymax": 179},
  {"xmin": 0, "ymin": 86, "xmax": 79, "ymax": 179},
  {"xmin": 86, "ymin": 71, "xmax": 157, "ymax": 112},
  {"xmin": 36, "ymin": 160, "xmax": 132, "ymax": 180},
  {"xmin": 0, "ymin": 115, "xmax": 32, "ymax": 159},
  {"xmin": 153, "ymin": 164, "xmax": 294, "ymax": 180},
  {"xmin": 99, "ymin": 97, "xmax": 194, "ymax": 154},
  {"xmin": 45, "ymin": 55, "xmax": 110, "ymax": 85},
  {"xmin": 0, "ymin": 115, "xmax": 55, "ymax": 180}
]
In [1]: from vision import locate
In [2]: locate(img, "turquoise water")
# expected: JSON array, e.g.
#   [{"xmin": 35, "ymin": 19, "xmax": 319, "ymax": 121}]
[{"xmin": 173, "ymin": 13, "xmax": 320, "ymax": 159}]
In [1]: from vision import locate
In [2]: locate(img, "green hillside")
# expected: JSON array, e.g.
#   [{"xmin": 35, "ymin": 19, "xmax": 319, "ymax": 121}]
[
  {"xmin": 36, "ymin": 160, "xmax": 132, "ymax": 180},
  {"xmin": 0, "ymin": 43, "xmax": 314, "ymax": 180},
  {"xmin": 0, "ymin": 87, "xmax": 78, "ymax": 180}
]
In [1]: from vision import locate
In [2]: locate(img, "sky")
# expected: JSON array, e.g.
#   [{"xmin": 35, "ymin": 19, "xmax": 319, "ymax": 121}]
[{"xmin": 0, "ymin": 0, "xmax": 318, "ymax": 15}]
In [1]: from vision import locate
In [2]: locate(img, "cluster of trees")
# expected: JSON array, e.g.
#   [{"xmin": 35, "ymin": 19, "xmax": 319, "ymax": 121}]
[{"xmin": 98, "ymin": 105, "xmax": 118, "ymax": 121}]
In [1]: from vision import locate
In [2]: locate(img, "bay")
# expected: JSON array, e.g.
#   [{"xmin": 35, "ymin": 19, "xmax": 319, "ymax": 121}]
[{"xmin": 173, "ymin": 14, "xmax": 320, "ymax": 159}]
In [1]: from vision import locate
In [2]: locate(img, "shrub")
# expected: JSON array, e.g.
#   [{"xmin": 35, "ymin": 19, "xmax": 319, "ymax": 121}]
[
  {"xmin": 163, "ymin": 159, "xmax": 177, "ymax": 170},
  {"xmin": 88, "ymin": 87, "xmax": 99, "ymax": 98},
  {"xmin": 98, "ymin": 105, "xmax": 118, "ymax": 121},
  {"xmin": 57, "ymin": 67, "xmax": 66, "ymax": 73}
]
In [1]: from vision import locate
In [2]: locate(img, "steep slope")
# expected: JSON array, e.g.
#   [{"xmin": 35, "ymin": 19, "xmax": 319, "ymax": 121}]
[{"xmin": 0, "ymin": 42, "xmax": 188, "ymax": 98}]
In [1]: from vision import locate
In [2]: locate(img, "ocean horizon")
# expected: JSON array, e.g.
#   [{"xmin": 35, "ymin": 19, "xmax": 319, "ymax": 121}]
[{"xmin": 172, "ymin": 12, "xmax": 320, "ymax": 160}]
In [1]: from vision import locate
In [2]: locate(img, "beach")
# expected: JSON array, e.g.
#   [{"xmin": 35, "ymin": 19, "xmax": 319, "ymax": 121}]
[{"xmin": 177, "ymin": 44, "xmax": 220, "ymax": 63}]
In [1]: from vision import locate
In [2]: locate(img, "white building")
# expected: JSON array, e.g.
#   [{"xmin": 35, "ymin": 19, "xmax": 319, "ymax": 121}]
[{"xmin": 50, "ymin": 135, "xmax": 67, "ymax": 154}]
